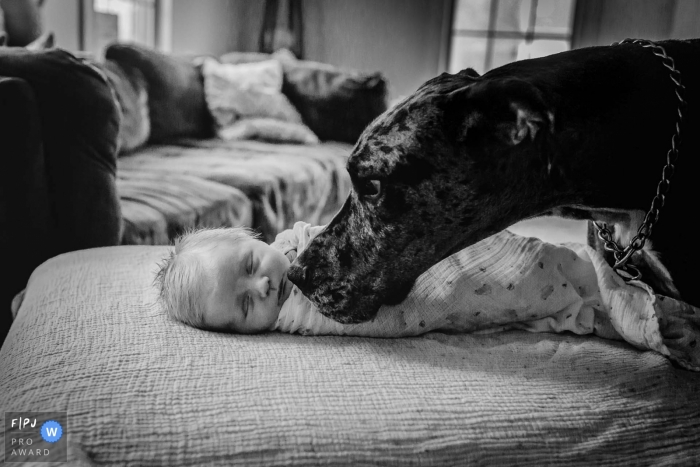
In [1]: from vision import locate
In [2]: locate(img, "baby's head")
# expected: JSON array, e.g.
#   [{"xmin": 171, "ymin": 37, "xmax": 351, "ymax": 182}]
[{"xmin": 155, "ymin": 227, "xmax": 293, "ymax": 333}]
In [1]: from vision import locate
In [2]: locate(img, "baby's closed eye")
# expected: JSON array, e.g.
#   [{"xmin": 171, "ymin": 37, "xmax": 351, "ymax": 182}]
[{"xmin": 243, "ymin": 294, "xmax": 252, "ymax": 317}]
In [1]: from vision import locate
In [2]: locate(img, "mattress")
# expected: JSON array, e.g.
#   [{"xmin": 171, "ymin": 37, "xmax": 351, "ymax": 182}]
[
  {"xmin": 117, "ymin": 139, "xmax": 352, "ymax": 242},
  {"xmin": 1, "ymin": 246, "xmax": 699, "ymax": 465}
]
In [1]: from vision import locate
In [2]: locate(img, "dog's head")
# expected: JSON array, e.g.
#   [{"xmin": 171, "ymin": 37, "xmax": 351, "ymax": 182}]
[{"xmin": 289, "ymin": 68, "xmax": 557, "ymax": 323}]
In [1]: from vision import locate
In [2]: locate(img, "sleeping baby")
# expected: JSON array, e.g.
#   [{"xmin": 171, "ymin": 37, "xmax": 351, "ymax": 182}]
[
  {"xmin": 155, "ymin": 222, "xmax": 700, "ymax": 370},
  {"xmin": 155, "ymin": 222, "xmax": 329, "ymax": 333}
]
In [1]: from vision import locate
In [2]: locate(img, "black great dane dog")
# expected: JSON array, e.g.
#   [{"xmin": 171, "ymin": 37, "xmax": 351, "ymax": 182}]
[{"xmin": 288, "ymin": 39, "xmax": 700, "ymax": 324}]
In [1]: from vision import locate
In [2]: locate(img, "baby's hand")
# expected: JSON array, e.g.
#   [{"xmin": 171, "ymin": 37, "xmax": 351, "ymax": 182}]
[{"xmin": 285, "ymin": 249, "xmax": 298, "ymax": 263}]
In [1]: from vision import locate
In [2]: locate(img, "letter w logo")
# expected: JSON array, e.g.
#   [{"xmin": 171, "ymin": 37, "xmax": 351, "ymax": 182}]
[{"xmin": 46, "ymin": 427, "xmax": 58, "ymax": 437}]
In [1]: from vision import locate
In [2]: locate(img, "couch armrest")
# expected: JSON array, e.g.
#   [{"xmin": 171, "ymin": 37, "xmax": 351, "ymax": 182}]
[
  {"xmin": 0, "ymin": 49, "xmax": 122, "ymax": 342},
  {"xmin": 0, "ymin": 49, "xmax": 122, "ymax": 250},
  {"xmin": 0, "ymin": 75, "xmax": 53, "ymax": 339}
]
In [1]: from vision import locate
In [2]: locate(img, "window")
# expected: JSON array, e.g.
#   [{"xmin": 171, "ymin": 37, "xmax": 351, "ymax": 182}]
[
  {"xmin": 93, "ymin": 0, "xmax": 156, "ymax": 47},
  {"xmin": 82, "ymin": 0, "xmax": 170, "ymax": 53},
  {"xmin": 449, "ymin": 0, "xmax": 576, "ymax": 74}
]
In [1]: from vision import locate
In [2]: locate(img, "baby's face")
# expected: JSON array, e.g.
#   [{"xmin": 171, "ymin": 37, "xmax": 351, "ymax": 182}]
[{"xmin": 202, "ymin": 238, "xmax": 293, "ymax": 333}]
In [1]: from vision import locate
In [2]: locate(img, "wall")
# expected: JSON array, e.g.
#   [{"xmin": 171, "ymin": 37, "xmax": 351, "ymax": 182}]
[
  {"xmin": 170, "ymin": 0, "xmax": 453, "ymax": 99},
  {"xmin": 572, "ymin": 0, "xmax": 700, "ymax": 49},
  {"xmin": 670, "ymin": 0, "xmax": 700, "ymax": 39},
  {"xmin": 170, "ymin": 0, "xmax": 244, "ymax": 57},
  {"xmin": 36, "ymin": 0, "xmax": 80, "ymax": 50},
  {"xmin": 302, "ymin": 0, "xmax": 452, "ymax": 99},
  {"xmin": 39, "ymin": 0, "xmax": 452, "ymax": 98}
]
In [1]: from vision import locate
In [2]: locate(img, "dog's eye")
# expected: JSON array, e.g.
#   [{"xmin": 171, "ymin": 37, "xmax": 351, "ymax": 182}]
[{"xmin": 358, "ymin": 179, "xmax": 381, "ymax": 199}]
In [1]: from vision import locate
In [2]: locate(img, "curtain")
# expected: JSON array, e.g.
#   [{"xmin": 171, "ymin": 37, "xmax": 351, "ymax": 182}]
[{"xmin": 259, "ymin": 0, "xmax": 304, "ymax": 59}]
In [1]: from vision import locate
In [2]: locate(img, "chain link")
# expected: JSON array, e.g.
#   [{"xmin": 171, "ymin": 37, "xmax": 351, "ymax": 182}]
[{"xmin": 593, "ymin": 38, "xmax": 687, "ymax": 281}]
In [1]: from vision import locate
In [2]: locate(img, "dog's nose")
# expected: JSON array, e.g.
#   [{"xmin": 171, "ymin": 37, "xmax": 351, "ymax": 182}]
[{"xmin": 288, "ymin": 264, "xmax": 308, "ymax": 290}]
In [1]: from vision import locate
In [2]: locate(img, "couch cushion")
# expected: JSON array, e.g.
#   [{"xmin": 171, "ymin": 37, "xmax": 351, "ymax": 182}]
[
  {"xmin": 117, "ymin": 171, "xmax": 253, "ymax": 245},
  {"xmin": 105, "ymin": 43, "xmax": 214, "ymax": 143},
  {"xmin": 117, "ymin": 139, "xmax": 352, "ymax": 242},
  {"xmin": 101, "ymin": 59, "xmax": 151, "ymax": 153},
  {"xmin": 220, "ymin": 51, "xmax": 389, "ymax": 143}
]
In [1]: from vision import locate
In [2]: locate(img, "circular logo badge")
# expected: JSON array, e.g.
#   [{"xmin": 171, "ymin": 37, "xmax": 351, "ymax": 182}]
[{"xmin": 40, "ymin": 420, "xmax": 63, "ymax": 443}]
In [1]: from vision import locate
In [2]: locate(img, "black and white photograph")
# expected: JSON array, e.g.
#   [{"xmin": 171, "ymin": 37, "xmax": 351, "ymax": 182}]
[{"xmin": 1, "ymin": 0, "xmax": 699, "ymax": 465}]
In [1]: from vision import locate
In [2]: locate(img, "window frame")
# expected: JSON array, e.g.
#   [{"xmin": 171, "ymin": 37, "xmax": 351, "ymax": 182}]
[
  {"xmin": 79, "ymin": 0, "xmax": 172, "ymax": 53},
  {"xmin": 450, "ymin": 0, "xmax": 576, "ymax": 73}
]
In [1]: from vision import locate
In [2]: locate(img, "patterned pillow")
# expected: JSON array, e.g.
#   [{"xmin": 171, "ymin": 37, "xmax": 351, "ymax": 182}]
[
  {"xmin": 219, "ymin": 51, "xmax": 389, "ymax": 143},
  {"xmin": 201, "ymin": 58, "xmax": 304, "ymax": 127},
  {"xmin": 101, "ymin": 59, "xmax": 151, "ymax": 154},
  {"xmin": 219, "ymin": 118, "xmax": 319, "ymax": 144},
  {"xmin": 105, "ymin": 43, "xmax": 214, "ymax": 143}
]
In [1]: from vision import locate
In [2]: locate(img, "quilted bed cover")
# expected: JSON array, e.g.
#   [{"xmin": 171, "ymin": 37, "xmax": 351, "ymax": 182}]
[{"xmin": 1, "ymin": 246, "xmax": 700, "ymax": 466}]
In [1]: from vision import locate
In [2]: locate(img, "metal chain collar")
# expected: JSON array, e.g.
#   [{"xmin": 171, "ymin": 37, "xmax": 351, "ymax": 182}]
[{"xmin": 593, "ymin": 38, "xmax": 687, "ymax": 281}]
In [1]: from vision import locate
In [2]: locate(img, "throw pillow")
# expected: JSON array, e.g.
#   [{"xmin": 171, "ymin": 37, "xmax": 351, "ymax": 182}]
[
  {"xmin": 203, "ymin": 56, "xmax": 283, "ymax": 93},
  {"xmin": 282, "ymin": 60, "xmax": 388, "ymax": 144},
  {"xmin": 101, "ymin": 59, "xmax": 150, "ymax": 154},
  {"xmin": 201, "ymin": 57, "xmax": 303, "ymax": 128},
  {"xmin": 219, "ymin": 52, "xmax": 389, "ymax": 143},
  {"xmin": 216, "ymin": 51, "xmax": 273, "ymax": 65},
  {"xmin": 219, "ymin": 118, "xmax": 319, "ymax": 144},
  {"xmin": 105, "ymin": 43, "xmax": 214, "ymax": 143}
]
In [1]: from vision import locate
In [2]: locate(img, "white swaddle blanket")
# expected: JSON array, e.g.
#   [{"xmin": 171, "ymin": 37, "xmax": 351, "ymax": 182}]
[{"xmin": 272, "ymin": 222, "xmax": 700, "ymax": 371}]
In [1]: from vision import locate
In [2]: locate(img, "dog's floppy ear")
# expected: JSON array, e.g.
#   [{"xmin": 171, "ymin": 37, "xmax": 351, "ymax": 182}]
[
  {"xmin": 509, "ymin": 104, "xmax": 549, "ymax": 145},
  {"xmin": 451, "ymin": 78, "xmax": 553, "ymax": 146},
  {"xmin": 458, "ymin": 68, "xmax": 481, "ymax": 78}
]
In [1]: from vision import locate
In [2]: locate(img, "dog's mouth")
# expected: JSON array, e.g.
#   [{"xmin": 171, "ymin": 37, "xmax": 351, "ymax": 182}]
[
  {"xmin": 381, "ymin": 280, "xmax": 415, "ymax": 306},
  {"xmin": 277, "ymin": 275, "xmax": 289, "ymax": 307}
]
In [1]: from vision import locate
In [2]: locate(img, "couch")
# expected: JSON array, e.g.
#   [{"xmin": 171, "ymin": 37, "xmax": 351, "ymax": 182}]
[
  {"xmin": 102, "ymin": 43, "xmax": 386, "ymax": 246},
  {"xmin": 0, "ymin": 43, "xmax": 387, "ymax": 341}
]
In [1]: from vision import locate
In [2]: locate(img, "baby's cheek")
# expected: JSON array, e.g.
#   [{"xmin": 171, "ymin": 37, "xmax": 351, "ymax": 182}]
[{"xmin": 265, "ymin": 306, "xmax": 280, "ymax": 329}]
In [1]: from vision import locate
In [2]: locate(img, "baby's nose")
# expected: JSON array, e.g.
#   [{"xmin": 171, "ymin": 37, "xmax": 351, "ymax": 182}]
[{"xmin": 255, "ymin": 276, "xmax": 271, "ymax": 297}]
